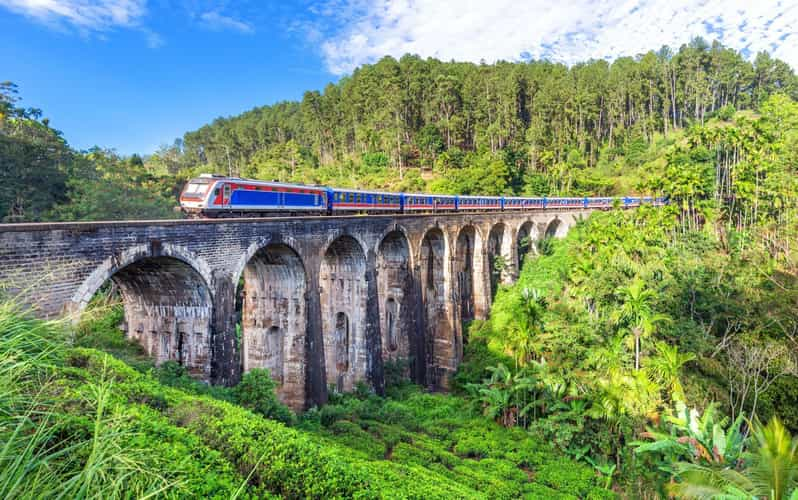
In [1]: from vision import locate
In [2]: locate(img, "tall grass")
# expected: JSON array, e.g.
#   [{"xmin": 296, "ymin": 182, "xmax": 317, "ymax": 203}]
[{"xmin": 0, "ymin": 299, "xmax": 177, "ymax": 499}]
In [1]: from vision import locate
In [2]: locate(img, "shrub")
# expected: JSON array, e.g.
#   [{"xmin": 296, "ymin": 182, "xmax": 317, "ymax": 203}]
[
  {"xmin": 152, "ymin": 360, "xmax": 235, "ymax": 402},
  {"xmin": 383, "ymin": 357, "xmax": 411, "ymax": 389},
  {"xmin": 535, "ymin": 459, "xmax": 598, "ymax": 497},
  {"xmin": 233, "ymin": 368, "xmax": 294, "ymax": 425}
]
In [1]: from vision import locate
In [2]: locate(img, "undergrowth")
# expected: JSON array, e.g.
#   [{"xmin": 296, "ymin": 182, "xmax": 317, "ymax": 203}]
[{"xmin": 0, "ymin": 296, "xmax": 610, "ymax": 498}]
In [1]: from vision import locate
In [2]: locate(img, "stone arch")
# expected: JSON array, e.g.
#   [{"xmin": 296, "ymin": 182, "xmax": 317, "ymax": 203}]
[
  {"xmin": 69, "ymin": 244, "xmax": 214, "ymax": 380},
  {"xmin": 455, "ymin": 225, "xmax": 478, "ymax": 322},
  {"xmin": 77, "ymin": 256, "xmax": 214, "ymax": 381},
  {"xmin": 320, "ymin": 235, "xmax": 368, "ymax": 393},
  {"xmin": 374, "ymin": 224, "xmax": 415, "ymax": 270},
  {"xmin": 545, "ymin": 218, "xmax": 565, "ymax": 238},
  {"xmin": 319, "ymin": 230, "xmax": 371, "ymax": 263},
  {"xmin": 419, "ymin": 227, "xmax": 450, "ymax": 388},
  {"xmin": 70, "ymin": 243, "xmax": 215, "ymax": 314},
  {"xmin": 239, "ymin": 242, "xmax": 307, "ymax": 410},
  {"xmin": 376, "ymin": 230, "xmax": 415, "ymax": 369},
  {"xmin": 516, "ymin": 220, "xmax": 539, "ymax": 271},
  {"xmin": 232, "ymin": 234, "xmax": 305, "ymax": 287}
]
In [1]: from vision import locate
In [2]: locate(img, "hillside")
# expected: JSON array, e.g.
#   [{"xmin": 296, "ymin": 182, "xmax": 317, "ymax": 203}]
[{"xmin": 0, "ymin": 301, "xmax": 611, "ymax": 499}]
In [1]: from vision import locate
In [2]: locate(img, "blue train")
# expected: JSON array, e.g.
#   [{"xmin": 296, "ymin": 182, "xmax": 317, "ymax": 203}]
[{"xmin": 179, "ymin": 174, "xmax": 664, "ymax": 218}]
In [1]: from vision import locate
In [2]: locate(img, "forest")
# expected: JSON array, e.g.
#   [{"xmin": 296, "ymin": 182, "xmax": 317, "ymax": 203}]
[
  {"xmin": 1, "ymin": 38, "xmax": 798, "ymax": 498},
  {"xmin": 2, "ymin": 37, "xmax": 797, "ymax": 221}
]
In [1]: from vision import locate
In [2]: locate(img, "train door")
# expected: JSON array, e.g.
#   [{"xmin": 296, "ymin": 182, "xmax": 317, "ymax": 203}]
[{"xmin": 222, "ymin": 183, "xmax": 231, "ymax": 207}]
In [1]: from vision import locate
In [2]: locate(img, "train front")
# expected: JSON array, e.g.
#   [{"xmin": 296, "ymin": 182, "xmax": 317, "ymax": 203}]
[{"xmin": 179, "ymin": 177, "xmax": 215, "ymax": 217}]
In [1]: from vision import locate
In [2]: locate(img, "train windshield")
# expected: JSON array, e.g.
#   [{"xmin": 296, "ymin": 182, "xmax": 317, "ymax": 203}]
[{"xmin": 182, "ymin": 179, "xmax": 211, "ymax": 198}]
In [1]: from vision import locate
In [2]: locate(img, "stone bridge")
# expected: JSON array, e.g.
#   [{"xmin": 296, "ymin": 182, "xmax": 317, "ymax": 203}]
[{"xmin": 0, "ymin": 210, "xmax": 587, "ymax": 409}]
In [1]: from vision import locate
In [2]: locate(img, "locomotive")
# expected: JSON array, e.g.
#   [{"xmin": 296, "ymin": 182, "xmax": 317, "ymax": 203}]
[{"xmin": 179, "ymin": 174, "xmax": 664, "ymax": 218}]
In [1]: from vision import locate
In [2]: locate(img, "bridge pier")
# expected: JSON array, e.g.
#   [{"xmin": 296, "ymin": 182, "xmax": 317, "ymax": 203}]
[{"xmin": 0, "ymin": 210, "xmax": 589, "ymax": 410}]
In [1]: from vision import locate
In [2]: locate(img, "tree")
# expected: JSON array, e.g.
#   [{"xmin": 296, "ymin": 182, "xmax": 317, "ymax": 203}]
[
  {"xmin": 723, "ymin": 337, "xmax": 796, "ymax": 423},
  {"xmin": 614, "ymin": 279, "xmax": 671, "ymax": 370},
  {"xmin": 507, "ymin": 288, "xmax": 547, "ymax": 368},
  {"xmin": 648, "ymin": 341, "xmax": 695, "ymax": 402}
]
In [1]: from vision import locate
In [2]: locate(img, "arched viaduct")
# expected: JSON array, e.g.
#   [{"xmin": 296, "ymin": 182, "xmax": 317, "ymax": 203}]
[{"xmin": 0, "ymin": 211, "xmax": 583, "ymax": 410}]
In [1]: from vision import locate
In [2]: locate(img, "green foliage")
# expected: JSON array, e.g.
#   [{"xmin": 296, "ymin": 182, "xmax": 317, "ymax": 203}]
[
  {"xmin": 536, "ymin": 459, "xmax": 599, "ymax": 497},
  {"xmin": 3, "ymin": 299, "xmax": 612, "ymax": 498},
  {"xmin": 634, "ymin": 402, "xmax": 746, "ymax": 477},
  {"xmin": 466, "ymin": 187, "xmax": 798, "ymax": 493},
  {"xmin": 50, "ymin": 149, "xmax": 177, "ymax": 221},
  {"xmin": 668, "ymin": 416, "xmax": 798, "ymax": 500},
  {"xmin": 0, "ymin": 301, "xmax": 249, "ymax": 498},
  {"xmin": 233, "ymin": 368, "xmax": 294, "ymax": 425},
  {"xmin": 182, "ymin": 42, "xmax": 797, "ymax": 192},
  {"xmin": 303, "ymin": 388, "xmax": 606, "ymax": 498},
  {"xmin": 73, "ymin": 294, "xmax": 152, "ymax": 372}
]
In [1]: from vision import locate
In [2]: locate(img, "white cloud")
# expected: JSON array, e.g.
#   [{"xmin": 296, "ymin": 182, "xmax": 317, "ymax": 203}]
[
  {"xmin": 0, "ymin": 0, "xmax": 146, "ymax": 31},
  {"xmin": 199, "ymin": 11, "xmax": 253, "ymax": 34},
  {"xmin": 144, "ymin": 29, "xmax": 163, "ymax": 48},
  {"xmin": 316, "ymin": 0, "xmax": 798, "ymax": 74}
]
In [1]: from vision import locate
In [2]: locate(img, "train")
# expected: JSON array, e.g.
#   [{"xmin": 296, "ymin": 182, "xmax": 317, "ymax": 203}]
[{"xmin": 179, "ymin": 174, "xmax": 666, "ymax": 218}]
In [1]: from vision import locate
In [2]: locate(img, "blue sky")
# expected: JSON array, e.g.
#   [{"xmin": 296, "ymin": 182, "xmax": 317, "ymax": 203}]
[{"xmin": 1, "ymin": 1, "xmax": 795, "ymax": 155}]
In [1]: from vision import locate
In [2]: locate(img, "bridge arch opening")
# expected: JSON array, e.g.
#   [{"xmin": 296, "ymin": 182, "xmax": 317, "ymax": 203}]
[
  {"xmin": 455, "ymin": 225, "xmax": 477, "ymax": 322},
  {"xmin": 238, "ymin": 242, "xmax": 306, "ymax": 410},
  {"xmin": 376, "ymin": 230, "xmax": 414, "ymax": 372},
  {"xmin": 320, "ymin": 235, "xmax": 367, "ymax": 393},
  {"xmin": 516, "ymin": 221, "xmax": 538, "ymax": 271},
  {"xmin": 419, "ymin": 227, "xmax": 449, "ymax": 388},
  {"xmin": 545, "ymin": 218, "xmax": 563, "ymax": 238},
  {"xmin": 488, "ymin": 223, "xmax": 510, "ymax": 298},
  {"xmin": 79, "ymin": 256, "xmax": 213, "ymax": 380}
]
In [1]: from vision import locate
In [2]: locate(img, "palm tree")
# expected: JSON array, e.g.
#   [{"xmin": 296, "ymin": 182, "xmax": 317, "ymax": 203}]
[
  {"xmin": 507, "ymin": 288, "xmax": 547, "ymax": 368},
  {"xmin": 614, "ymin": 278, "xmax": 671, "ymax": 370},
  {"xmin": 649, "ymin": 341, "xmax": 696, "ymax": 401},
  {"xmin": 747, "ymin": 417, "xmax": 798, "ymax": 500}
]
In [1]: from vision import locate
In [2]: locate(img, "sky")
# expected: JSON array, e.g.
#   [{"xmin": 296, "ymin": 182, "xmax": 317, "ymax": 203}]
[{"xmin": 1, "ymin": 1, "xmax": 796, "ymax": 155}]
